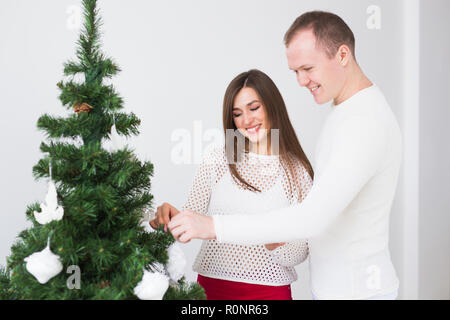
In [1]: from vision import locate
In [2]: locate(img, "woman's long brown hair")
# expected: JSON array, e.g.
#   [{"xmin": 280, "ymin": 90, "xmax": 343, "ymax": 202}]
[{"xmin": 223, "ymin": 69, "xmax": 314, "ymax": 194}]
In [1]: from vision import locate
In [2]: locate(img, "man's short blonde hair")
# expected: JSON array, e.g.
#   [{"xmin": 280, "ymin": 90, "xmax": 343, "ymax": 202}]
[{"xmin": 284, "ymin": 11, "xmax": 356, "ymax": 59}]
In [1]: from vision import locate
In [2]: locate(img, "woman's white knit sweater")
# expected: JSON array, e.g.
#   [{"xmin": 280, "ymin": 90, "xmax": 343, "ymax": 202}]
[
  {"xmin": 182, "ymin": 147, "xmax": 313, "ymax": 286},
  {"xmin": 213, "ymin": 85, "xmax": 402, "ymax": 299}
]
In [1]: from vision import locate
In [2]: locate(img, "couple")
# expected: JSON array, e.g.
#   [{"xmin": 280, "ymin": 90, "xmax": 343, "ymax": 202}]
[{"xmin": 150, "ymin": 11, "xmax": 401, "ymax": 300}]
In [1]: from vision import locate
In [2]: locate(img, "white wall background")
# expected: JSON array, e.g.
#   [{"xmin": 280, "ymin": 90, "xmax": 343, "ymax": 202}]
[
  {"xmin": 0, "ymin": 0, "xmax": 448, "ymax": 299},
  {"xmin": 418, "ymin": 0, "xmax": 450, "ymax": 300}
]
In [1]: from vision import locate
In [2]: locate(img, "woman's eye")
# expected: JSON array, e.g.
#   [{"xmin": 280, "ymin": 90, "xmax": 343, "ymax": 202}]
[
  {"xmin": 304, "ymin": 67, "xmax": 312, "ymax": 71},
  {"xmin": 233, "ymin": 113, "xmax": 241, "ymax": 118},
  {"xmin": 250, "ymin": 106, "xmax": 260, "ymax": 111}
]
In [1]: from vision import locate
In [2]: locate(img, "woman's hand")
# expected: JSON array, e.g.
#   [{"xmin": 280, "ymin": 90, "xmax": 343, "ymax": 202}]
[
  {"xmin": 149, "ymin": 202, "xmax": 180, "ymax": 232},
  {"xmin": 264, "ymin": 243, "xmax": 286, "ymax": 251},
  {"xmin": 168, "ymin": 210, "xmax": 216, "ymax": 243}
]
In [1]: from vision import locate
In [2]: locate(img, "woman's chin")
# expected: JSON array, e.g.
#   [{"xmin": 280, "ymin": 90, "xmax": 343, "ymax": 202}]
[
  {"xmin": 248, "ymin": 134, "xmax": 267, "ymax": 145},
  {"xmin": 241, "ymin": 128, "xmax": 269, "ymax": 144}
]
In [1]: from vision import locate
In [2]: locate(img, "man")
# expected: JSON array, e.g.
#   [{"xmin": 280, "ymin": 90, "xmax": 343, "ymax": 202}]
[{"xmin": 153, "ymin": 11, "xmax": 402, "ymax": 300}]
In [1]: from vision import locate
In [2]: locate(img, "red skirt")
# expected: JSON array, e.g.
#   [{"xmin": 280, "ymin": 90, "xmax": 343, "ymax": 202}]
[{"xmin": 197, "ymin": 274, "xmax": 292, "ymax": 300}]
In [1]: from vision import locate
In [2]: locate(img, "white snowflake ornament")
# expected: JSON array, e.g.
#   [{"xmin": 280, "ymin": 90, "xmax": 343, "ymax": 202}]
[
  {"xmin": 109, "ymin": 122, "xmax": 123, "ymax": 151},
  {"xmin": 24, "ymin": 239, "xmax": 63, "ymax": 284},
  {"xmin": 167, "ymin": 242, "xmax": 186, "ymax": 282},
  {"xmin": 133, "ymin": 269, "xmax": 169, "ymax": 300},
  {"xmin": 33, "ymin": 180, "xmax": 64, "ymax": 224}
]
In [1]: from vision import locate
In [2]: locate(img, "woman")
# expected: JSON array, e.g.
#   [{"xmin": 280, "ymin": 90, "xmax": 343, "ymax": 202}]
[{"xmin": 151, "ymin": 69, "xmax": 313, "ymax": 300}]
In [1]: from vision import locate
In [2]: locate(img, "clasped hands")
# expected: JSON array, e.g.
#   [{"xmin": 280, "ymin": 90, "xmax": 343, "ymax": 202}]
[
  {"xmin": 149, "ymin": 203, "xmax": 285, "ymax": 250},
  {"xmin": 149, "ymin": 203, "xmax": 216, "ymax": 243}
]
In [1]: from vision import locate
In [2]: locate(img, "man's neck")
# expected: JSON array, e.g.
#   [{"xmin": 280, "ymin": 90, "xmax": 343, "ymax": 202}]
[{"xmin": 333, "ymin": 66, "xmax": 373, "ymax": 106}]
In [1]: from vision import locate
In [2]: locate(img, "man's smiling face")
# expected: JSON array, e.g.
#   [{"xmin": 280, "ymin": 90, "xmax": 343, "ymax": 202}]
[{"xmin": 286, "ymin": 28, "xmax": 346, "ymax": 105}]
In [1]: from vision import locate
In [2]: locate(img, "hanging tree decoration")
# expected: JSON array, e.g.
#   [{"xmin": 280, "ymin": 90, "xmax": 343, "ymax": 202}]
[
  {"xmin": 33, "ymin": 163, "xmax": 64, "ymax": 225},
  {"xmin": 140, "ymin": 208, "xmax": 156, "ymax": 233},
  {"xmin": 107, "ymin": 113, "xmax": 127, "ymax": 152},
  {"xmin": 133, "ymin": 244, "xmax": 187, "ymax": 300},
  {"xmin": 167, "ymin": 242, "xmax": 187, "ymax": 282},
  {"xmin": 73, "ymin": 102, "xmax": 94, "ymax": 114},
  {"xmin": 24, "ymin": 237, "xmax": 63, "ymax": 284},
  {"xmin": 133, "ymin": 266, "xmax": 170, "ymax": 300},
  {"xmin": 109, "ymin": 113, "xmax": 121, "ymax": 150},
  {"xmin": 140, "ymin": 220, "xmax": 156, "ymax": 234}
]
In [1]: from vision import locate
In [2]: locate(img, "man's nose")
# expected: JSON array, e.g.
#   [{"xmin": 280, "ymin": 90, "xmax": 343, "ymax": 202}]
[{"xmin": 296, "ymin": 72, "xmax": 309, "ymax": 87}]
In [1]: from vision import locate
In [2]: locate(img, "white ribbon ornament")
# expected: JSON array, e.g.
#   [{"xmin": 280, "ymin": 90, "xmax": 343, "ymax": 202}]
[
  {"xmin": 33, "ymin": 180, "xmax": 64, "ymax": 225},
  {"xmin": 109, "ymin": 114, "xmax": 127, "ymax": 152},
  {"xmin": 109, "ymin": 122, "xmax": 122, "ymax": 151}
]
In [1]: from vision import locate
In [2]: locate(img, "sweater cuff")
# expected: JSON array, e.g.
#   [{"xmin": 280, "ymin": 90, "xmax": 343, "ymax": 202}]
[
  {"xmin": 263, "ymin": 244, "xmax": 285, "ymax": 257},
  {"xmin": 212, "ymin": 215, "xmax": 224, "ymax": 243}
]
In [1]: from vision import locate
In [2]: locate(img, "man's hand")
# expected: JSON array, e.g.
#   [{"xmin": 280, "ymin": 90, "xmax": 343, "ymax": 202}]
[
  {"xmin": 168, "ymin": 210, "xmax": 216, "ymax": 243},
  {"xmin": 149, "ymin": 202, "xmax": 180, "ymax": 232},
  {"xmin": 264, "ymin": 243, "xmax": 286, "ymax": 251}
]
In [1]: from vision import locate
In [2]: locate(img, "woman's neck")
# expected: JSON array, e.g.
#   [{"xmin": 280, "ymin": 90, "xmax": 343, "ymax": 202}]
[{"xmin": 249, "ymin": 140, "xmax": 272, "ymax": 155}]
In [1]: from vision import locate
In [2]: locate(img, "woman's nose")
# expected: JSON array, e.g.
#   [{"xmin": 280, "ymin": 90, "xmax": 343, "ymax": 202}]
[{"xmin": 242, "ymin": 112, "xmax": 254, "ymax": 127}]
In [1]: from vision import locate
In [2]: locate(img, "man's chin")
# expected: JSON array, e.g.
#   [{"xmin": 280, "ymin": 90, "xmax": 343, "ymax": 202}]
[{"xmin": 314, "ymin": 95, "xmax": 333, "ymax": 105}]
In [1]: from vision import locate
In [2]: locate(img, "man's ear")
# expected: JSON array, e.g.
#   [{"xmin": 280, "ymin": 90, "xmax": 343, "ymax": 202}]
[{"xmin": 336, "ymin": 44, "xmax": 351, "ymax": 66}]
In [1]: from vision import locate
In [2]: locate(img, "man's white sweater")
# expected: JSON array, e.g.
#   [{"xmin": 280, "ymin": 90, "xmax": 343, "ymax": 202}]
[{"xmin": 213, "ymin": 85, "xmax": 402, "ymax": 299}]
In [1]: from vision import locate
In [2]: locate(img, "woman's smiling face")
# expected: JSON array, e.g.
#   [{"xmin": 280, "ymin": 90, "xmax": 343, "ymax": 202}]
[{"xmin": 232, "ymin": 87, "xmax": 270, "ymax": 144}]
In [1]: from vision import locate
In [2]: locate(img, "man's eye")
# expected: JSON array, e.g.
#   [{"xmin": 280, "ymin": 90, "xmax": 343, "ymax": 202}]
[
  {"xmin": 250, "ymin": 106, "xmax": 260, "ymax": 111},
  {"xmin": 304, "ymin": 67, "xmax": 312, "ymax": 71}
]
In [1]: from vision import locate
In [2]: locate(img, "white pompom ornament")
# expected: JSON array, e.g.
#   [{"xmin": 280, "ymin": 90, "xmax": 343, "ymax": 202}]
[
  {"xmin": 33, "ymin": 180, "xmax": 64, "ymax": 225},
  {"xmin": 133, "ymin": 269, "xmax": 169, "ymax": 300},
  {"xmin": 24, "ymin": 239, "xmax": 63, "ymax": 284},
  {"xmin": 167, "ymin": 243, "xmax": 186, "ymax": 281}
]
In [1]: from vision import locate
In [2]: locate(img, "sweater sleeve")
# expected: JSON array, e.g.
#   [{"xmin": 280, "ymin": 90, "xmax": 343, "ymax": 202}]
[
  {"xmin": 181, "ymin": 147, "xmax": 220, "ymax": 215},
  {"xmin": 264, "ymin": 162, "xmax": 312, "ymax": 267},
  {"xmin": 213, "ymin": 115, "xmax": 386, "ymax": 245},
  {"xmin": 264, "ymin": 240, "xmax": 309, "ymax": 267}
]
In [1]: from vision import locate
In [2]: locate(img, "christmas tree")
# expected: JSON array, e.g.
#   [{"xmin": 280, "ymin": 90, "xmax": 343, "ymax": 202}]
[{"xmin": 0, "ymin": 0, "xmax": 205, "ymax": 300}]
